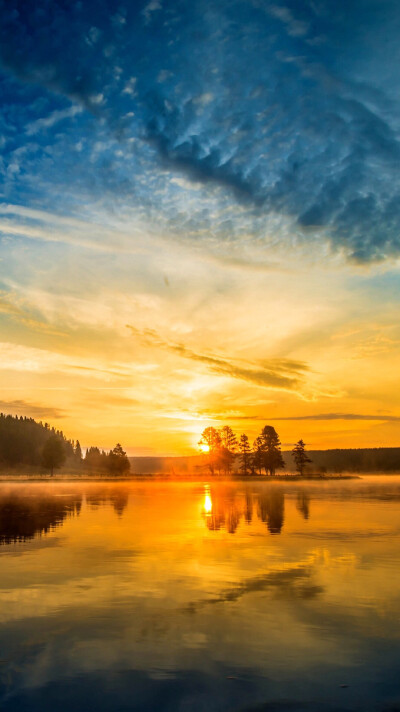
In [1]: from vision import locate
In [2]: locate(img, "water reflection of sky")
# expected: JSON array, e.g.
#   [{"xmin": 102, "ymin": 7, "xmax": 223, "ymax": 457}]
[{"xmin": 1, "ymin": 478, "xmax": 400, "ymax": 711}]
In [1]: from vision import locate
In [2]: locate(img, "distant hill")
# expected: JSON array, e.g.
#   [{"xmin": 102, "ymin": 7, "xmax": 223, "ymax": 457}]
[
  {"xmin": 287, "ymin": 448, "xmax": 400, "ymax": 474},
  {"xmin": 130, "ymin": 447, "xmax": 400, "ymax": 475},
  {"xmin": 129, "ymin": 455, "xmax": 207, "ymax": 475}
]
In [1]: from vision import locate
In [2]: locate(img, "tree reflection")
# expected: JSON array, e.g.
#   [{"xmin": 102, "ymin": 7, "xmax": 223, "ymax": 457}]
[
  {"xmin": 202, "ymin": 486, "xmax": 287, "ymax": 535},
  {"xmin": 296, "ymin": 491, "xmax": 310, "ymax": 520},
  {"xmin": 85, "ymin": 488, "xmax": 129, "ymax": 516},
  {"xmin": 244, "ymin": 488, "xmax": 253, "ymax": 523},
  {"xmin": 258, "ymin": 490, "xmax": 284, "ymax": 534},
  {"xmin": 0, "ymin": 490, "xmax": 82, "ymax": 544}
]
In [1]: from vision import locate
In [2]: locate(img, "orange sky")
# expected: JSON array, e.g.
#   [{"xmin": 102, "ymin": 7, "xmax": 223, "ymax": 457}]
[{"xmin": 0, "ymin": 211, "xmax": 399, "ymax": 454}]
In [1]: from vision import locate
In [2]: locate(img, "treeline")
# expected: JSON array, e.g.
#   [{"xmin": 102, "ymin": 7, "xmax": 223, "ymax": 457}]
[
  {"xmin": 0, "ymin": 413, "xmax": 75, "ymax": 468},
  {"xmin": 199, "ymin": 424, "xmax": 400, "ymax": 475},
  {"xmin": 290, "ymin": 448, "xmax": 400, "ymax": 473},
  {"xmin": 84, "ymin": 444, "xmax": 130, "ymax": 475},
  {"xmin": 199, "ymin": 425, "xmax": 310, "ymax": 476},
  {"xmin": 0, "ymin": 413, "xmax": 130, "ymax": 476}
]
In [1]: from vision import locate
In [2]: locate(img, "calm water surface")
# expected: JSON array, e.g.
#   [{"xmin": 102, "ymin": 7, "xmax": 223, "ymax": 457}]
[{"xmin": 1, "ymin": 476, "xmax": 400, "ymax": 712}]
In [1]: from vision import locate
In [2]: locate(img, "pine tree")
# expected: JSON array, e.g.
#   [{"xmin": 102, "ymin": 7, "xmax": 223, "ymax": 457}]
[
  {"xmin": 252, "ymin": 436, "xmax": 264, "ymax": 475},
  {"xmin": 41, "ymin": 435, "xmax": 66, "ymax": 476},
  {"xmin": 75, "ymin": 440, "xmax": 82, "ymax": 463},
  {"xmin": 292, "ymin": 439, "xmax": 312, "ymax": 476},
  {"xmin": 219, "ymin": 426, "xmax": 238, "ymax": 474},
  {"xmin": 199, "ymin": 427, "xmax": 222, "ymax": 475},
  {"xmin": 259, "ymin": 425, "xmax": 284, "ymax": 476},
  {"xmin": 219, "ymin": 426, "xmax": 238, "ymax": 452},
  {"xmin": 108, "ymin": 443, "xmax": 130, "ymax": 475},
  {"xmin": 239, "ymin": 433, "xmax": 251, "ymax": 475}
]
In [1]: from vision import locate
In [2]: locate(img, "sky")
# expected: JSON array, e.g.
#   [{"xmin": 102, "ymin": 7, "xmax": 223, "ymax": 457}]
[{"xmin": 0, "ymin": 0, "xmax": 399, "ymax": 455}]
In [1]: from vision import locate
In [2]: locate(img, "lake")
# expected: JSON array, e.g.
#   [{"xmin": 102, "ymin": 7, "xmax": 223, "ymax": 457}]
[{"xmin": 1, "ymin": 476, "xmax": 400, "ymax": 711}]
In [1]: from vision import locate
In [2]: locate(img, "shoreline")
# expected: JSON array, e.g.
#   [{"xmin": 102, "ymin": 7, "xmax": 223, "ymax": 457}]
[{"xmin": 0, "ymin": 473, "xmax": 363, "ymax": 482}]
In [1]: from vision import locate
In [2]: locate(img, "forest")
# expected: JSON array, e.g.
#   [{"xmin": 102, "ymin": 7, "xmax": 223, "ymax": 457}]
[
  {"xmin": 197, "ymin": 425, "xmax": 400, "ymax": 476},
  {"xmin": 0, "ymin": 413, "xmax": 130, "ymax": 475},
  {"xmin": 0, "ymin": 413, "xmax": 399, "ymax": 477},
  {"xmin": 198, "ymin": 425, "xmax": 309, "ymax": 476}
]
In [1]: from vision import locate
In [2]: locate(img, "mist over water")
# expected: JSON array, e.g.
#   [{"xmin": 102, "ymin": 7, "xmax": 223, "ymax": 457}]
[{"xmin": 1, "ymin": 477, "xmax": 400, "ymax": 711}]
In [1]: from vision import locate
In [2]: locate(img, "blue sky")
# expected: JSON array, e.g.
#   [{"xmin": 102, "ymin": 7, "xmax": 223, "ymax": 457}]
[{"xmin": 0, "ymin": 0, "xmax": 399, "ymax": 453}]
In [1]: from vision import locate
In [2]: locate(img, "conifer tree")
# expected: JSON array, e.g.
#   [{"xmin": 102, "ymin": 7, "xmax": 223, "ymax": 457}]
[
  {"xmin": 108, "ymin": 443, "xmax": 130, "ymax": 475},
  {"xmin": 199, "ymin": 427, "xmax": 222, "ymax": 475},
  {"xmin": 75, "ymin": 440, "xmax": 82, "ymax": 463},
  {"xmin": 41, "ymin": 435, "xmax": 66, "ymax": 476},
  {"xmin": 259, "ymin": 425, "xmax": 284, "ymax": 476},
  {"xmin": 239, "ymin": 433, "xmax": 251, "ymax": 475},
  {"xmin": 252, "ymin": 436, "xmax": 264, "ymax": 475},
  {"xmin": 292, "ymin": 439, "xmax": 312, "ymax": 476},
  {"xmin": 219, "ymin": 426, "xmax": 238, "ymax": 474}
]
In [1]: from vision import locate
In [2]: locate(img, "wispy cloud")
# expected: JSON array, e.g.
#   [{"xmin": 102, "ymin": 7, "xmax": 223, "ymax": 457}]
[
  {"xmin": 0, "ymin": 290, "xmax": 65, "ymax": 336},
  {"xmin": 1, "ymin": 0, "xmax": 400, "ymax": 260},
  {"xmin": 25, "ymin": 105, "xmax": 83, "ymax": 136},
  {"xmin": 126, "ymin": 325, "xmax": 307, "ymax": 391},
  {"xmin": 0, "ymin": 399, "xmax": 64, "ymax": 419},
  {"xmin": 273, "ymin": 413, "xmax": 400, "ymax": 422}
]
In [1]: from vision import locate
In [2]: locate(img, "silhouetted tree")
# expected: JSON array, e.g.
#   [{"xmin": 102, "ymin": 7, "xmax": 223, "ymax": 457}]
[
  {"xmin": 41, "ymin": 435, "xmax": 66, "ymax": 476},
  {"xmin": 219, "ymin": 426, "xmax": 238, "ymax": 452},
  {"xmin": 199, "ymin": 427, "xmax": 222, "ymax": 475},
  {"xmin": 252, "ymin": 436, "xmax": 264, "ymax": 475},
  {"xmin": 219, "ymin": 426, "xmax": 238, "ymax": 474},
  {"xmin": 108, "ymin": 443, "xmax": 130, "ymax": 475},
  {"xmin": 239, "ymin": 433, "xmax": 252, "ymax": 475},
  {"xmin": 0, "ymin": 413, "xmax": 74, "ymax": 469},
  {"xmin": 85, "ymin": 446, "xmax": 108, "ymax": 472},
  {"xmin": 259, "ymin": 425, "xmax": 284, "ymax": 476},
  {"xmin": 75, "ymin": 440, "xmax": 82, "ymax": 464},
  {"xmin": 292, "ymin": 439, "xmax": 312, "ymax": 476}
]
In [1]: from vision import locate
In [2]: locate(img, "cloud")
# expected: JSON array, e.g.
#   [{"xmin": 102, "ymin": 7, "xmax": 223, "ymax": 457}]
[
  {"xmin": 0, "ymin": 399, "xmax": 64, "ymax": 419},
  {"xmin": 142, "ymin": 0, "xmax": 163, "ymax": 24},
  {"xmin": 126, "ymin": 325, "xmax": 307, "ymax": 391},
  {"xmin": 1, "ymin": 0, "xmax": 400, "ymax": 260},
  {"xmin": 25, "ymin": 105, "xmax": 83, "ymax": 136},
  {"xmin": 0, "ymin": 342, "xmax": 131, "ymax": 381},
  {"xmin": 273, "ymin": 413, "xmax": 400, "ymax": 422},
  {"xmin": 0, "ymin": 290, "xmax": 65, "ymax": 336}
]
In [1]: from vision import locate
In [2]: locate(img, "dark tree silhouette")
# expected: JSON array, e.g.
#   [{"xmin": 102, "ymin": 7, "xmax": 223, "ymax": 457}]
[
  {"xmin": 41, "ymin": 435, "xmax": 66, "ymax": 476},
  {"xmin": 239, "ymin": 433, "xmax": 252, "ymax": 475},
  {"xmin": 74, "ymin": 440, "xmax": 82, "ymax": 463},
  {"xmin": 108, "ymin": 443, "xmax": 130, "ymax": 475},
  {"xmin": 292, "ymin": 439, "xmax": 312, "ymax": 476},
  {"xmin": 259, "ymin": 425, "xmax": 284, "ymax": 476},
  {"xmin": 252, "ymin": 436, "xmax": 264, "ymax": 475},
  {"xmin": 0, "ymin": 413, "xmax": 74, "ymax": 469},
  {"xmin": 219, "ymin": 426, "xmax": 238, "ymax": 452},
  {"xmin": 219, "ymin": 426, "xmax": 238, "ymax": 474},
  {"xmin": 199, "ymin": 427, "xmax": 222, "ymax": 475},
  {"xmin": 85, "ymin": 446, "xmax": 108, "ymax": 472}
]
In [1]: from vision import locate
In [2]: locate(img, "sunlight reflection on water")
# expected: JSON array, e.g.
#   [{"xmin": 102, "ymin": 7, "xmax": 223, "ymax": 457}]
[{"xmin": 1, "ymin": 476, "xmax": 400, "ymax": 711}]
